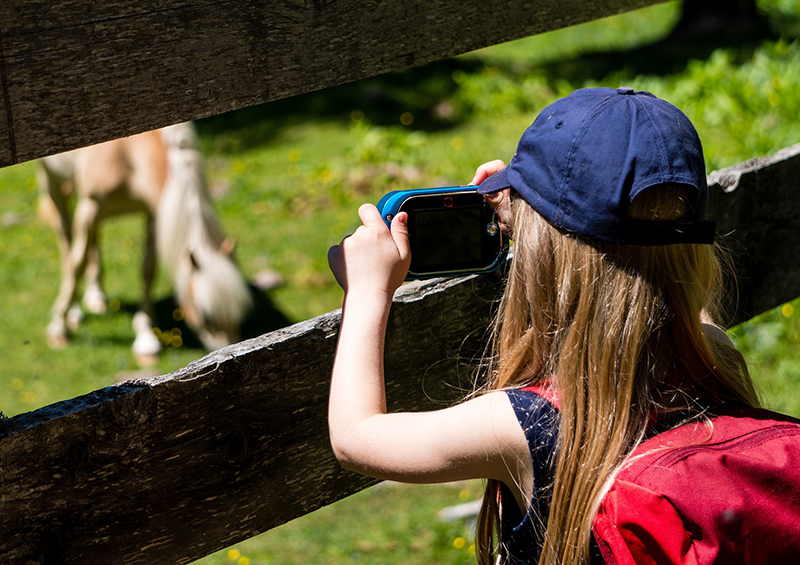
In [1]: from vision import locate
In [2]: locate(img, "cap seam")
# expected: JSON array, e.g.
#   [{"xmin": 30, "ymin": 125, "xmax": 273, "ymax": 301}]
[
  {"xmin": 557, "ymin": 95, "xmax": 617, "ymax": 225},
  {"xmin": 633, "ymin": 96, "xmax": 671, "ymax": 193}
]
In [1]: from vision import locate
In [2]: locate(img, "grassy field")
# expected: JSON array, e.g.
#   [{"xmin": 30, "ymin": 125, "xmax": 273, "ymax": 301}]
[{"xmin": 2, "ymin": 1, "xmax": 800, "ymax": 563}]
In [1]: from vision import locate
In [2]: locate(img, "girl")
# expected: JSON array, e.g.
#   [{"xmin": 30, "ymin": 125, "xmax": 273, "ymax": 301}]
[{"xmin": 327, "ymin": 87, "xmax": 782, "ymax": 564}]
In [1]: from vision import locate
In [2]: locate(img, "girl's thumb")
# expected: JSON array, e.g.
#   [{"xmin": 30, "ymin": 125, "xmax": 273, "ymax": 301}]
[{"xmin": 390, "ymin": 212, "xmax": 411, "ymax": 262}]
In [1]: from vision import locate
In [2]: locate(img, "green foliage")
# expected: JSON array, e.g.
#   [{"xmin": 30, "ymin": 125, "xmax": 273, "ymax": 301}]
[
  {"xmin": 730, "ymin": 297, "xmax": 800, "ymax": 416},
  {"xmin": 636, "ymin": 39, "xmax": 800, "ymax": 169}
]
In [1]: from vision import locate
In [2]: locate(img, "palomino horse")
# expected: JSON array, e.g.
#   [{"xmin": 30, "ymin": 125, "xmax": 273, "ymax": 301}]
[{"xmin": 38, "ymin": 123, "xmax": 253, "ymax": 365}]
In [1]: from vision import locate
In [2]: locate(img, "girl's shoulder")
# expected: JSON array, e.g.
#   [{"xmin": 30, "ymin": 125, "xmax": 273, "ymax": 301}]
[
  {"xmin": 502, "ymin": 386, "xmax": 560, "ymax": 456},
  {"xmin": 507, "ymin": 381, "xmax": 560, "ymax": 410}
]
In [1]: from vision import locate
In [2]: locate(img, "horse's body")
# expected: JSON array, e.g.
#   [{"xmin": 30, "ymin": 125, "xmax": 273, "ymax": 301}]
[{"xmin": 38, "ymin": 123, "xmax": 253, "ymax": 365}]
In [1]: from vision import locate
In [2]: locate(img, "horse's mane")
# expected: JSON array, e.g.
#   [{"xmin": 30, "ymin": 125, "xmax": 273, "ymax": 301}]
[{"xmin": 156, "ymin": 123, "xmax": 253, "ymax": 345}]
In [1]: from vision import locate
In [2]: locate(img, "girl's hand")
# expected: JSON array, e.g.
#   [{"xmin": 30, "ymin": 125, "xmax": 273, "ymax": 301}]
[
  {"xmin": 470, "ymin": 159, "xmax": 506, "ymax": 186},
  {"xmin": 328, "ymin": 204, "xmax": 411, "ymax": 297}
]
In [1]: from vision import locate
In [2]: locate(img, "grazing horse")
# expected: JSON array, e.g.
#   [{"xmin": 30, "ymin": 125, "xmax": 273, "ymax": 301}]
[{"xmin": 38, "ymin": 123, "xmax": 253, "ymax": 365}]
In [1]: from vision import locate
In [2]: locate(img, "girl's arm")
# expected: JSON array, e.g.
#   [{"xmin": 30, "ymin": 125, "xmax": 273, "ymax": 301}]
[{"xmin": 327, "ymin": 204, "xmax": 531, "ymax": 501}]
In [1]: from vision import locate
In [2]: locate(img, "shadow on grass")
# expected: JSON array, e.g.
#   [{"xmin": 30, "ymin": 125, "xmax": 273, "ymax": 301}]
[
  {"xmin": 145, "ymin": 287, "xmax": 292, "ymax": 350},
  {"xmin": 196, "ymin": 57, "xmax": 484, "ymax": 152}
]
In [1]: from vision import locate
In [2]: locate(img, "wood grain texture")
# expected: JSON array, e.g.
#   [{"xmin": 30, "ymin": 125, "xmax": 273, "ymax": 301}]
[
  {"xmin": 0, "ymin": 0, "xmax": 667, "ymax": 167},
  {"xmin": 0, "ymin": 275, "xmax": 501, "ymax": 564},
  {"xmin": 708, "ymin": 143, "xmax": 800, "ymax": 324}
]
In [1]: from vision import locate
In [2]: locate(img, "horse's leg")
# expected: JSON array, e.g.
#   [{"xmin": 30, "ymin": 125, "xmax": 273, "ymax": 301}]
[
  {"xmin": 132, "ymin": 214, "xmax": 161, "ymax": 366},
  {"xmin": 81, "ymin": 229, "xmax": 107, "ymax": 315},
  {"xmin": 36, "ymin": 162, "xmax": 73, "ymax": 255},
  {"xmin": 47, "ymin": 196, "xmax": 99, "ymax": 347}
]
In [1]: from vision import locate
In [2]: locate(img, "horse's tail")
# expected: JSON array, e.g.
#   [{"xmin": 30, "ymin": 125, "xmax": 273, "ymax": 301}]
[{"xmin": 156, "ymin": 122, "xmax": 253, "ymax": 350}]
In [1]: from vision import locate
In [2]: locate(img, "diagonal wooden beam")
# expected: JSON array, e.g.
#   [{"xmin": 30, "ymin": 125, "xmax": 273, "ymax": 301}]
[
  {"xmin": 0, "ymin": 275, "xmax": 501, "ymax": 564},
  {"xmin": 0, "ymin": 0, "xmax": 668, "ymax": 167}
]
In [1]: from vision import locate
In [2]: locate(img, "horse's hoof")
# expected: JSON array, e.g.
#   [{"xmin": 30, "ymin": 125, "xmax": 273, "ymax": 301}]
[
  {"xmin": 83, "ymin": 286, "xmax": 107, "ymax": 314},
  {"xmin": 66, "ymin": 303, "xmax": 84, "ymax": 331},
  {"xmin": 46, "ymin": 321, "xmax": 70, "ymax": 348},
  {"xmin": 134, "ymin": 353, "xmax": 160, "ymax": 368},
  {"xmin": 132, "ymin": 312, "xmax": 162, "ymax": 367},
  {"xmin": 47, "ymin": 333, "xmax": 69, "ymax": 349}
]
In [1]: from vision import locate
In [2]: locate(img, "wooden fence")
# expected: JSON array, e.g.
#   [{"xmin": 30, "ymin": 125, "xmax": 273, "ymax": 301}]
[
  {"xmin": 1, "ymin": 0, "xmax": 668, "ymax": 167},
  {"xmin": 2, "ymin": 0, "xmax": 800, "ymax": 563}
]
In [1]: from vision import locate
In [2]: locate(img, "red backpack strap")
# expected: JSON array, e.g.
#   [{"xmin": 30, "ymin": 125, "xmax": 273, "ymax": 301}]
[{"xmin": 521, "ymin": 381, "xmax": 560, "ymax": 410}]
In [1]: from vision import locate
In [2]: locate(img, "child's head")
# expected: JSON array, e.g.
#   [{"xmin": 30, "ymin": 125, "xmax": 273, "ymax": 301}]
[
  {"xmin": 477, "ymin": 88, "xmax": 739, "ymax": 394},
  {"xmin": 477, "ymin": 86, "xmax": 715, "ymax": 246},
  {"xmin": 475, "ymin": 88, "xmax": 758, "ymax": 565}
]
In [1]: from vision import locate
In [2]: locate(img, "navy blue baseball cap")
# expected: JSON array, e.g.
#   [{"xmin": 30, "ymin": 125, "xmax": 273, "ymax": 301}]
[{"xmin": 478, "ymin": 87, "xmax": 716, "ymax": 245}]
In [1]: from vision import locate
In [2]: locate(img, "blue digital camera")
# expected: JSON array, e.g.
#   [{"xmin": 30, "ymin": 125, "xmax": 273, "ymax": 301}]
[{"xmin": 377, "ymin": 186, "xmax": 508, "ymax": 280}]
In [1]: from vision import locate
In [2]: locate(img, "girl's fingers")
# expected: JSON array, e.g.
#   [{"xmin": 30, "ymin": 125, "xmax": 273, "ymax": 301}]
[
  {"xmin": 390, "ymin": 212, "xmax": 410, "ymax": 263},
  {"xmin": 470, "ymin": 159, "xmax": 506, "ymax": 186},
  {"xmin": 357, "ymin": 203, "xmax": 386, "ymax": 229}
]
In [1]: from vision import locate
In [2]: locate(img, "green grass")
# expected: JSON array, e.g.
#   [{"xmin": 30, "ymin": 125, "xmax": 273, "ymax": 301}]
[
  {"xmin": 2, "ymin": 1, "xmax": 800, "ymax": 563},
  {"xmin": 198, "ymin": 481, "xmax": 482, "ymax": 565}
]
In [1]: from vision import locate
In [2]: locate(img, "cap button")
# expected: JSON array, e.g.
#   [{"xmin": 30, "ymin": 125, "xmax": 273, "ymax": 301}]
[{"xmin": 617, "ymin": 86, "xmax": 635, "ymax": 95}]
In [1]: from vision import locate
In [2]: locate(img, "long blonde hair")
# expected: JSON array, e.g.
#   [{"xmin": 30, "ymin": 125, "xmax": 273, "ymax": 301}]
[{"xmin": 476, "ymin": 185, "xmax": 759, "ymax": 565}]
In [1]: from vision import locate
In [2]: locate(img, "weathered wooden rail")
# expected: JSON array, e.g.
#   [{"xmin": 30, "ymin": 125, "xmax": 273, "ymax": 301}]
[
  {"xmin": 0, "ymin": 0, "xmax": 668, "ymax": 167},
  {"xmin": 3, "ymin": 0, "xmax": 800, "ymax": 563},
  {"xmin": 0, "ymin": 275, "xmax": 499, "ymax": 564}
]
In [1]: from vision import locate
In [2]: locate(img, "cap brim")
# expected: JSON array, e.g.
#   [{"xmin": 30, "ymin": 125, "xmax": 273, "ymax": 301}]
[{"xmin": 476, "ymin": 167, "xmax": 511, "ymax": 194}]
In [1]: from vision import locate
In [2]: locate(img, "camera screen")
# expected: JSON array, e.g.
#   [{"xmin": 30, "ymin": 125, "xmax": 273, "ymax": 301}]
[{"xmin": 413, "ymin": 208, "xmax": 483, "ymax": 268}]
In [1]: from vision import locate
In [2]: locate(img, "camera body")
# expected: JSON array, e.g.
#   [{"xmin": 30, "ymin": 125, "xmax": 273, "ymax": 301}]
[{"xmin": 378, "ymin": 186, "xmax": 508, "ymax": 280}]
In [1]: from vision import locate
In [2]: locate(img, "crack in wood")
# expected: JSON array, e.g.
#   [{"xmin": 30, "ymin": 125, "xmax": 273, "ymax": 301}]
[{"xmin": 0, "ymin": 27, "xmax": 17, "ymax": 164}]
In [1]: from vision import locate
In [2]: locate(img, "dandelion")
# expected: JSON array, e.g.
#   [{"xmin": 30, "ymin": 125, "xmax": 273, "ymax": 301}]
[
  {"xmin": 451, "ymin": 137, "xmax": 465, "ymax": 151},
  {"xmin": 288, "ymin": 149, "xmax": 302, "ymax": 162},
  {"xmin": 782, "ymin": 303, "xmax": 794, "ymax": 318},
  {"xmin": 227, "ymin": 549, "xmax": 241, "ymax": 561},
  {"xmin": 400, "ymin": 112, "xmax": 414, "ymax": 126},
  {"xmin": 11, "ymin": 378, "xmax": 23, "ymax": 390},
  {"xmin": 453, "ymin": 536, "xmax": 466, "ymax": 549},
  {"xmin": 172, "ymin": 308, "xmax": 185, "ymax": 322}
]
